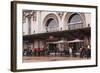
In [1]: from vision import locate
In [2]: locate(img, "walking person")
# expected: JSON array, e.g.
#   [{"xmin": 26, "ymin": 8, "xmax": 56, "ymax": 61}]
[
  {"xmin": 86, "ymin": 45, "xmax": 91, "ymax": 58},
  {"xmin": 59, "ymin": 46, "xmax": 64, "ymax": 56},
  {"xmin": 80, "ymin": 46, "xmax": 86, "ymax": 58},
  {"xmin": 69, "ymin": 47, "xmax": 72, "ymax": 57},
  {"xmin": 79, "ymin": 47, "xmax": 83, "ymax": 58}
]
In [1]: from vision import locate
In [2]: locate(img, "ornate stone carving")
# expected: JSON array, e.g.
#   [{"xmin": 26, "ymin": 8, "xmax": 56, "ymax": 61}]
[
  {"xmin": 22, "ymin": 10, "xmax": 37, "ymax": 23},
  {"xmin": 58, "ymin": 12, "xmax": 64, "ymax": 19}
]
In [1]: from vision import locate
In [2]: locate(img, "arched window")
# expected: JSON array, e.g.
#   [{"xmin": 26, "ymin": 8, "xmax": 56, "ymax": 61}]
[
  {"xmin": 46, "ymin": 18, "xmax": 58, "ymax": 32},
  {"xmin": 68, "ymin": 13, "xmax": 83, "ymax": 30}
]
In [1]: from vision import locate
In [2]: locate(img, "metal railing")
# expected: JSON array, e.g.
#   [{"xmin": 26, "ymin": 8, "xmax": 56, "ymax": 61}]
[
  {"xmin": 46, "ymin": 26, "xmax": 59, "ymax": 32},
  {"xmin": 68, "ymin": 23, "xmax": 83, "ymax": 30}
]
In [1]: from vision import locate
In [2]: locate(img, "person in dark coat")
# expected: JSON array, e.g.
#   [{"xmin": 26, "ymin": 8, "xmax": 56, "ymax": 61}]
[
  {"xmin": 80, "ymin": 46, "xmax": 86, "ymax": 58},
  {"xmin": 86, "ymin": 45, "xmax": 91, "ymax": 58}
]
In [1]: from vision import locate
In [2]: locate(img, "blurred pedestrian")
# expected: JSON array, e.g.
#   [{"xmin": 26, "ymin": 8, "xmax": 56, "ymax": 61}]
[{"xmin": 69, "ymin": 47, "xmax": 72, "ymax": 57}]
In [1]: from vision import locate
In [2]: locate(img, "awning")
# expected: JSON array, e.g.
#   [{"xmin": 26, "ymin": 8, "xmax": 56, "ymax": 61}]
[
  {"xmin": 47, "ymin": 40, "xmax": 67, "ymax": 44},
  {"xmin": 47, "ymin": 39, "xmax": 83, "ymax": 44},
  {"xmin": 68, "ymin": 39, "xmax": 84, "ymax": 43}
]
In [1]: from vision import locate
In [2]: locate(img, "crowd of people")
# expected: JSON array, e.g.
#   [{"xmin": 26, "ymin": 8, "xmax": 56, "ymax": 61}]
[{"xmin": 23, "ymin": 45, "xmax": 91, "ymax": 58}]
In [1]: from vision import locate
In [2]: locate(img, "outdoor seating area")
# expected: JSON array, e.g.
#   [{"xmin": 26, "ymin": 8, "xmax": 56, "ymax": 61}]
[
  {"xmin": 23, "ymin": 27, "xmax": 91, "ymax": 60},
  {"xmin": 23, "ymin": 46, "xmax": 91, "ymax": 58}
]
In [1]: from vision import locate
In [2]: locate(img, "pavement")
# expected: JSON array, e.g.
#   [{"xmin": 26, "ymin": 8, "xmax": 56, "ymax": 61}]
[{"xmin": 23, "ymin": 56, "xmax": 90, "ymax": 62}]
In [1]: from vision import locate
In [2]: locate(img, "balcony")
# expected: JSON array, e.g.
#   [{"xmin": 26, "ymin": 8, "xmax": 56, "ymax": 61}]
[{"xmin": 46, "ymin": 26, "xmax": 59, "ymax": 32}]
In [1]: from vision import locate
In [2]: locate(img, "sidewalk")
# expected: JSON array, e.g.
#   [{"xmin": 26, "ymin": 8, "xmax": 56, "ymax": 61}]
[{"xmin": 23, "ymin": 56, "xmax": 90, "ymax": 62}]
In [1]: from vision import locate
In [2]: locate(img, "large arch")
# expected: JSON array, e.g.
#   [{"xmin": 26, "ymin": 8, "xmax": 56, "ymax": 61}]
[
  {"xmin": 43, "ymin": 13, "xmax": 59, "ymax": 32},
  {"xmin": 63, "ymin": 12, "xmax": 86, "ymax": 30},
  {"xmin": 46, "ymin": 18, "xmax": 58, "ymax": 27}
]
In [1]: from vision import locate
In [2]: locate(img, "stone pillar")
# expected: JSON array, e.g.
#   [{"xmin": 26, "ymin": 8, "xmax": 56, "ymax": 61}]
[{"xmin": 28, "ymin": 16, "xmax": 31, "ymax": 35}]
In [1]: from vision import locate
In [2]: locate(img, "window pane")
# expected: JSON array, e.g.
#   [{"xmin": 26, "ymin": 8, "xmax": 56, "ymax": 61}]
[
  {"xmin": 68, "ymin": 13, "xmax": 83, "ymax": 30},
  {"xmin": 69, "ymin": 14, "xmax": 82, "ymax": 23},
  {"xmin": 47, "ymin": 18, "xmax": 58, "ymax": 27}
]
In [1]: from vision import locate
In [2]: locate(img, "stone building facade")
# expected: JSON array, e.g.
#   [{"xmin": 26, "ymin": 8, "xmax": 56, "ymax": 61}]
[{"xmin": 23, "ymin": 10, "xmax": 91, "ymax": 54}]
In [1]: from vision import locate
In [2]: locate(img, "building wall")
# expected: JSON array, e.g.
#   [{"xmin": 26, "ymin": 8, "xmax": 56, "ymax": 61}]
[
  {"xmin": 23, "ymin": 11, "xmax": 91, "ymax": 49},
  {"xmin": 23, "ymin": 17, "xmax": 29, "ymax": 35},
  {"xmin": 85, "ymin": 13, "xmax": 91, "ymax": 27},
  {"xmin": 23, "ymin": 11, "xmax": 91, "ymax": 35}
]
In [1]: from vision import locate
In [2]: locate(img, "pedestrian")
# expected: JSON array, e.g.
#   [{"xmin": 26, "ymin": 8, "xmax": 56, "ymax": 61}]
[
  {"xmin": 80, "ymin": 46, "xmax": 86, "ymax": 58},
  {"xmin": 69, "ymin": 47, "xmax": 72, "ymax": 57},
  {"xmin": 86, "ymin": 45, "xmax": 91, "ymax": 58}
]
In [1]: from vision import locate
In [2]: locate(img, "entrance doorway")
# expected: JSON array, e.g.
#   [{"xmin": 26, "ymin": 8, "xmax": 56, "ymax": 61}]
[
  {"xmin": 48, "ymin": 44, "xmax": 57, "ymax": 52},
  {"xmin": 69, "ymin": 42, "xmax": 84, "ymax": 54}
]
